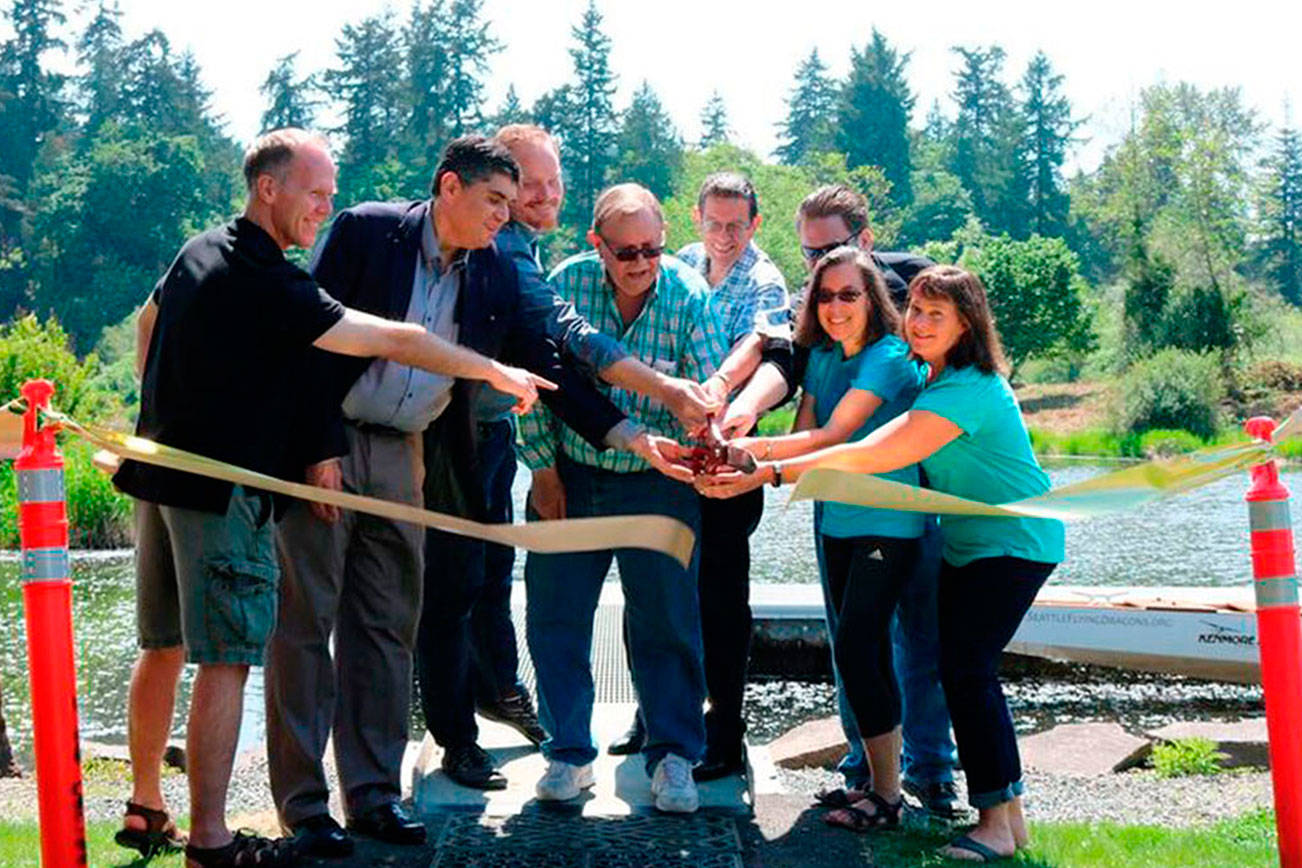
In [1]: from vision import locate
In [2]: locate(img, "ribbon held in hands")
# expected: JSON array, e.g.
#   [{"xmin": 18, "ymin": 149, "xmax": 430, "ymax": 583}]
[
  {"xmin": 789, "ymin": 408, "xmax": 1300, "ymax": 521},
  {"xmin": 39, "ymin": 408, "xmax": 696, "ymax": 569}
]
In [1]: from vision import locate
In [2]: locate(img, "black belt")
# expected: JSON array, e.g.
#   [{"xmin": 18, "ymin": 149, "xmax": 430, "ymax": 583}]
[{"xmin": 346, "ymin": 419, "xmax": 408, "ymax": 437}]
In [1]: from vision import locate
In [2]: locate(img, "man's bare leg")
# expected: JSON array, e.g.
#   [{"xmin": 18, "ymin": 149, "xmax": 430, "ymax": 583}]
[
  {"xmin": 185, "ymin": 663, "xmax": 249, "ymax": 850},
  {"xmin": 124, "ymin": 646, "xmax": 185, "ymax": 833}
]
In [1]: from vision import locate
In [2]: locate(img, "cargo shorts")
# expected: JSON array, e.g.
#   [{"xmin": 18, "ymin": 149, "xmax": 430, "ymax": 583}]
[{"xmin": 135, "ymin": 486, "xmax": 279, "ymax": 665}]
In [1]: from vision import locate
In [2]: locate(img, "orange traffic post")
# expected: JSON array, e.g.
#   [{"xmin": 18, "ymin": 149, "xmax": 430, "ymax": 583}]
[
  {"xmin": 1245, "ymin": 416, "xmax": 1302, "ymax": 868},
  {"xmin": 15, "ymin": 379, "xmax": 87, "ymax": 868}
]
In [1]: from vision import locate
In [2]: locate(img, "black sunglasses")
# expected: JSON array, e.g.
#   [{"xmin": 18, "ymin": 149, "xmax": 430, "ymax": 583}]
[
  {"xmin": 801, "ymin": 237, "xmax": 857, "ymax": 262},
  {"xmin": 815, "ymin": 289, "xmax": 864, "ymax": 305},
  {"xmin": 601, "ymin": 240, "xmax": 666, "ymax": 262}
]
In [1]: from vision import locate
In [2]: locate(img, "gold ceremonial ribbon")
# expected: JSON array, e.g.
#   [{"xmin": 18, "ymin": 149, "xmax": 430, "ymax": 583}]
[
  {"xmin": 33, "ymin": 409, "xmax": 695, "ymax": 569},
  {"xmin": 788, "ymin": 409, "xmax": 1301, "ymax": 520}
]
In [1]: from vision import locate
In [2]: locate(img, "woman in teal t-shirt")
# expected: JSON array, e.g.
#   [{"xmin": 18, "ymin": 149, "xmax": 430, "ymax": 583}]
[
  {"xmin": 732, "ymin": 247, "xmax": 924, "ymax": 831},
  {"xmin": 702, "ymin": 265, "xmax": 1062, "ymax": 862}
]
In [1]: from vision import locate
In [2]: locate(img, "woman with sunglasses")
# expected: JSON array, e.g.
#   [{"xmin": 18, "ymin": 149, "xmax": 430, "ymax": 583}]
[
  {"xmin": 728, "ymin": 246, "xmax": 926, "ymax": 832},
  {"xmin": 701, "ymin": 264, "xmax": 1063, "ymax": 862}
]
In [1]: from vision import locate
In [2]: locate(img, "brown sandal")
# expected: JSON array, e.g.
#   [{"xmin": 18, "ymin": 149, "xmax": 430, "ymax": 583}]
[{"xmin": 115, "ymin": 800, "xmax": 186, "ymax": 856}]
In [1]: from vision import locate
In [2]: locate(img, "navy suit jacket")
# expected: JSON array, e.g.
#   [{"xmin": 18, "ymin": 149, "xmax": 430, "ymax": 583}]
[{"xmin": 292, "ymin": 199, "xmax": 625, "ymax": 517}]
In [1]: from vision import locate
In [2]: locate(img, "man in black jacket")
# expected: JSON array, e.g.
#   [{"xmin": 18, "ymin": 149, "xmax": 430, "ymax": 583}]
[
  {"xmin": 116, "ymin": 129, "xmax": 548, "ymax": 868},
  {"xmin": 265, "ymin": 137, "xmax": 687, "ymax": 858}
]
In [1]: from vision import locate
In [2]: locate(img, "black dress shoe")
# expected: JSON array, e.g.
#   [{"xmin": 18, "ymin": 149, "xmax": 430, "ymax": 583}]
[
  {"xmin": 441, "ymin": 742, "xmax": 508, "ymax": 790},
  {"xmin": 606, "ymin": 714, "xmax": 645, "ymax": 756},
  {"xmin": 478, "ymin": 692, "xmax": 546, "ymax": 746},
  {"xmin": 346, "ymin": 801, "xmax": 427, "ymax": 846},
  {"xmin": 291, "ymin": 813, "xmax": 354, "ymax": 859},
  {"xmin": 692, "ymin": 752, "xmax": 746, "ymax": 782}
]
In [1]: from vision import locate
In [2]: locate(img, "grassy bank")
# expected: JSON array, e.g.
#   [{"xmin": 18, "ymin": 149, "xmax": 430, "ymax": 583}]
[
  {"xmin": 872, "ymin": 810, "xmax": 1276, "ymax": 867},
  {"xmin": 0, "ymin": 811, "xmax": 1277, "ymax": 867}
]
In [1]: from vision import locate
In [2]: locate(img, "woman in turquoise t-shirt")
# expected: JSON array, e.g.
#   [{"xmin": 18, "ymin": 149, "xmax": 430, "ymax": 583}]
[
  {"xmin": 702, "ymin": 265, "xmax": 1062, "ymax": 862},
  {"xmin": 730, "ymin": 247, "xmax": 925, "ymax": 832}
]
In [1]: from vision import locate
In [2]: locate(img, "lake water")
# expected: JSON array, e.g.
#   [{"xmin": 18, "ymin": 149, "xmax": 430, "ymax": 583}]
[{"xmin": 0, "ymin": 462, "xmax": 1285, "ymax": 754}]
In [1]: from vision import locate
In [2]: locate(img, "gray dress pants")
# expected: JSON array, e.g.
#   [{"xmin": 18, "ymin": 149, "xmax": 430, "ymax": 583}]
[{"xmin": 265, "ymin": 425, "xmax": 424, "ymax": 827}]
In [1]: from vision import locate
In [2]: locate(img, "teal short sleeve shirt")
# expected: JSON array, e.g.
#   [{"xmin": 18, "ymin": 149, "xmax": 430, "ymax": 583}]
[
  {"xmin": 804, "ymin": 335, "xmax": 926, "ymax": 540},
  {"xmin": 912, "ymin": 365, "xmax": 1065, "ymax": 566}
]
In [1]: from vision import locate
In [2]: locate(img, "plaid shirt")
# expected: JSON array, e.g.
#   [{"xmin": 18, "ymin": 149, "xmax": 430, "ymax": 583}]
[
  {"xmin": 518, "ymin": 251, "xmax": 729, "ymax": 473},
  {"xmin": 677, "ymin": 240, "xmax": 790, "ymax": 347}
]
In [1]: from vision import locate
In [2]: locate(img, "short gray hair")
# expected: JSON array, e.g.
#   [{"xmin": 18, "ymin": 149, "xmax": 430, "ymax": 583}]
[{"xmin": 242, "ymin": 128, "xmax": 328, "ymax": 191}]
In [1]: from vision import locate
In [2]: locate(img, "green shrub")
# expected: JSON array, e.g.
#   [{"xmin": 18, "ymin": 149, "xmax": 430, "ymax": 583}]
[
  {"xmin": 0, "ymin": 314, "xmax": 123, "ymax": 422},
  {"xmin": 1116, "ymin": 349, "xmax": 1224, "ymax": 439},
  {"xmin": 1138, "ymin": 428, "xmax": 1205, "ymax": 457},
  {"xmin": 0, "ymin": 439, "xmax": 132, "ymax": 550},
  {"xmin": 1020, "ymin": 355, "xmax": 1081, "ymax": 384},
  {"xmin": 1152, "ymin": 737, "xmax": 1226, "ymax": 778}
]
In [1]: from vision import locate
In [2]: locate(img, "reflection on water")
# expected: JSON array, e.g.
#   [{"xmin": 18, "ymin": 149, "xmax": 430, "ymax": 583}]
[{"xmin": 0, "ymin": 462, "xmax": 1288, "ymax": 753}]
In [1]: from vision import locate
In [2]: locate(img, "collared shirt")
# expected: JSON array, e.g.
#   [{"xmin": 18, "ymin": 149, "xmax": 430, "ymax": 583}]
[
  {"xmin": 677, "ymin": 240, "xmax": 790, "ymax": 347},
  {"xmin": 476, "ymin": 221, "xmax": 631, "ymax": 423},
  {"xmin": 518, "ymin": 251, "xmax": 729, "ymax": 473},
  {"xmin": 342, "ymin": 213, "xmax": 462, "ymax": 432}
]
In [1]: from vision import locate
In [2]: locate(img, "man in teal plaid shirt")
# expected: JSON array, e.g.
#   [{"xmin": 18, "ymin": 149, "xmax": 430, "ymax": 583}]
[{"xmin": 519, "ymin": 183, "xmax": 729, "ymax": 814}]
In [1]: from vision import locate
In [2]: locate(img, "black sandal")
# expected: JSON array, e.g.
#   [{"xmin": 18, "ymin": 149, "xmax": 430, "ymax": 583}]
[
  {"xmin": 823, "ymin": 792, "xmax": 904, "ymax": 832},
  {"xmin": 941, "ymin": 834, "xmax": 1007, "ymax": 862},
  {"xmin": 184, "ymin": 830, "xmax": 298, "ymax": 867},
  {"xmin": 813, "ymin": 786, "xmax": 867, "ymax": 809},
  {"xmin": 114, "ymin": 801, "xmax": 186, "ymax": 856}
]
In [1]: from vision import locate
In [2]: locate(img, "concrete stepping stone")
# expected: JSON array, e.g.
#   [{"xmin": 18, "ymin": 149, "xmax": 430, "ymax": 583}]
[{"xmin": 1018, "ymin": 722, "xmax": 1151, "ymax": 776}]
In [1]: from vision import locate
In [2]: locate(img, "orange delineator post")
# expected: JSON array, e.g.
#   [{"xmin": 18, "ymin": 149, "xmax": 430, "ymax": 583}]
[
  {"xmin": 15, "ymin": 380, "xmax": 87, "ymax": 868},
  {"xmin": 1245, "ymin": 416, "xmax": 1302, "ymax": 868}
]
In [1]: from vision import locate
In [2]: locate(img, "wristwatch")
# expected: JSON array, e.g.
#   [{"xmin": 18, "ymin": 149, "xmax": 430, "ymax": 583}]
[{"xmin": 770, "ymin": 462, "xmax": 784, "ymax": 488}]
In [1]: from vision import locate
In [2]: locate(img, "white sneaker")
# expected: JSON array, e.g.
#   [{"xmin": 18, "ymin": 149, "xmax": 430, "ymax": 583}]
[
  {"xmin": 535, "ymin": 760, "xmax": 595, "ymax": 801},
  {"xmin": 650, "ymin": 753, "xmax": 699, "ymax": 813}
]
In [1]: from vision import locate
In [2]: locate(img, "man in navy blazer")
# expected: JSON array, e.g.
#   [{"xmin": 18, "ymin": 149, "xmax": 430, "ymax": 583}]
[{"xmin": 265, "ymin": 137, "xmax": 689, "ymax": 857}]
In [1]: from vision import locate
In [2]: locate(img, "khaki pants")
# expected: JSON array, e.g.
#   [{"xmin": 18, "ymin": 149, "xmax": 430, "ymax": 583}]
[{"xmin": 264, "ymin": 425, "xmax": 424, "ymax": 827}]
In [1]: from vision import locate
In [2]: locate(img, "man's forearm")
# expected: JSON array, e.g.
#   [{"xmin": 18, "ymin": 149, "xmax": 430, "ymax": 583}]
[
  {"xmin": 710, "ymin": 334, "xmax": 763, "ymax": 396},
  {"xmin": 135, "ymin": 300, "xmax": 158, "ymax": 379},
  {"xmin": 731, "ymin": 361, "xmax": 789, "ymax": 417},
  {"xmin": 599, "ymin": 355, "xmax": 666, "ymax": 400}
]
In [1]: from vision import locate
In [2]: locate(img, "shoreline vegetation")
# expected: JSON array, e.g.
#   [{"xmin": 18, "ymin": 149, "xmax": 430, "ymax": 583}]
[{"xmin": 0, "ymin": 377, "xmax": 1298, "ymax": 549}]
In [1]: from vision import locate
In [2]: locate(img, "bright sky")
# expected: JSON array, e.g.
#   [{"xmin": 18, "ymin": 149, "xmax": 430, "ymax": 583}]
[{"xmin": 30, "ymin": 0, "xmax": 1302, "ymax": 171}]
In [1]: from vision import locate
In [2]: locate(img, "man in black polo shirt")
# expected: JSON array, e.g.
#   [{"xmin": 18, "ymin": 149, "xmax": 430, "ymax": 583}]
[{"xmin": 113, "ymin": 129, "xmax": 549, "ymax": 868}]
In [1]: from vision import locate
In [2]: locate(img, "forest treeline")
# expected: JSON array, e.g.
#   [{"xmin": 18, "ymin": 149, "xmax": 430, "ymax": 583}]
[{"xmin": 0, "ymin": 0, "xmax": 1300, "ymax": 418}]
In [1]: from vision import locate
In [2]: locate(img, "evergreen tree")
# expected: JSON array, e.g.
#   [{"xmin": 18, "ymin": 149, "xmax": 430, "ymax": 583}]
[
  {"xmin": 556, "ymin": 0, "xmax": 619, "ymax": 230},
  {"xmin": 1258, "ymin": 120, "xmax": 1302, "ymax": 303},
  {"xmin": 259, "ymin": 52, "xmax": 319, "ymax": 132},
  {"xmin": 0, "ymin": 0, "xmax": 67, "ymax": 195},
  {"xmin": 774, "ymin": 48, "xmax": 837, "ymax": 165},
  {"xmin": 699, "ymin": 90, "xmax": 730, "ymax": 149},
  {"xmin": 530, "ymin": 85, "xmax": 572, "ymax": 134},
  {"xmin": 948, "ymin": 45, "xmax": 1019, "ymax": 233},
  {"xmin": 441, "ymin": 0, "xmax": 499, "ymax": 137},
  {"xmin": 1018, "ymin": 50, "xmax": 1078, "ymax": 237},
  {"xmin": 612, "ymin": 81, "xmax": 682, "ymax": 200},
  {"xmin": 324, "ymin": 10, "xmax": 403, "ymax": 183},
  {"xmin": 403, "ymin": 0, "xmax": 450, "ymax": 171},
  {"xmin": 838, "ymin": 29, "xmax": 913, "ymax": 205},
  {"xmin": 490, "ymin": 84, "xmax": 530, "ymax": 129},
  {"xmin": 76, "ymin": 0, "xmax": 123, "ymax": 133}
]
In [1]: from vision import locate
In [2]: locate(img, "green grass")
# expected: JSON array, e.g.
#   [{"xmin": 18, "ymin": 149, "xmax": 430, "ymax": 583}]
[
  {"xmin": 0, "ymin": 820, "xmax": 182, "ymax": 867},
  {"xmin": 0, "ymin": 811, "xmax": 1280, "ymax": 867},
  {"xmin": 869, "ymin": 810, "xmax": 1277, "ymax": 867}
]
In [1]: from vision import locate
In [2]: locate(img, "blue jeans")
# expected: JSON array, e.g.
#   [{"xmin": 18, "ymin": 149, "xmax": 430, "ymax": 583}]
[
  {"xmin": 525, "ymin": 458, "xmax": 705, "ymax": 773},
  {"xmin": 815, "ymin": 507, "xmax": 956, "ymax": 787},
  {"xmin": 469, "ymin": 419, "xmax": 527, "ymax": 704}
]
